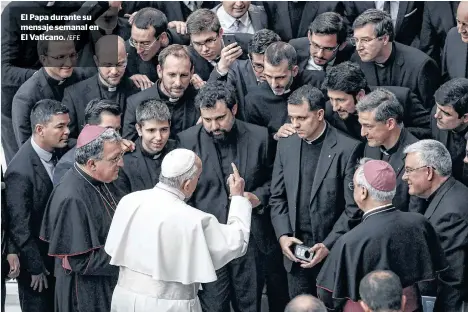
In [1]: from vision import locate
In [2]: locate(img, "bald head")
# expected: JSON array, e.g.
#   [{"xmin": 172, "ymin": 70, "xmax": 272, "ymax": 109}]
[
  {"xmin": 94, "ymin": 35, "xmax": 127, "ymax": 86},
  {"xmin": 285, "ymin": 295, "xmax": 327, "ymax": 312},
  {"xmin": 359, "ymin": 270, "xmax": 404, "ymax": 312},
  {"xmin": 457, "ymin": 2, "xmax": 468, "ymax": 42},
  {"xmin": 95, "ymin": 35, "xmax": 126, "ymax": 63}
]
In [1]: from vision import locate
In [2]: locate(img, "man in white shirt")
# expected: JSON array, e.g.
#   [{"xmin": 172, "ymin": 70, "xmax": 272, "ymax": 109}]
[
  {"xmin": 213, "ymin": 1, "xmax": 267, "ymax": 34},
  {"xmin": 105, "ymin": 149, "xmax": 253, "ymax": 312}
]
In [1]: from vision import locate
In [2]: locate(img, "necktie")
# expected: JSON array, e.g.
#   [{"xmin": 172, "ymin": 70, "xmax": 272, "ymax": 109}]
[
  {"xmin": 233, "ymin": 19, "xmax": 241, "ymax": 32},
  {"xmin": 51, "ymin": 152, "xmax": 59, "ymax": 167},
  {"xmin": 383, "ymin": 1, "xmax": 391, "ymax": 15}
]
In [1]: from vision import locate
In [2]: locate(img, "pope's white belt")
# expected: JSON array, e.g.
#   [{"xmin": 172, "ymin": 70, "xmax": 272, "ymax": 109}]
[{"xmin": 117, "ymin": 267, "xmax": 199, "ymax": 300}]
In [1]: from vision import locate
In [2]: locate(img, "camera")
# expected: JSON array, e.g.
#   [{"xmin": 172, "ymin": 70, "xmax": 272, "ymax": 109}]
[{"xmin": 294, "ymin": 244, "xmax": 314, "ymax": 262}]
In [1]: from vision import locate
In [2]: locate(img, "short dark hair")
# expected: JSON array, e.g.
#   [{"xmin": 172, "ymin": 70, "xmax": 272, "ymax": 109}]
[
  {"xmin": 248, "ymin": 29, "xmax": 281, "ymax": 55},
  {"xmin": 195, "ymin": 81, "xmax": 237, "ymax": 110},
  {"xmin": 186, "ymin": 9, "xmax": 221, "ymax": 35},
  {"xmin": 37, "ymin": 30, "xmax": 74, "ymax": 58},
  {"xmin": 133, "ymin": 7, "xmax": 168, "ymax": 38},
  {"xmin": 136, "ymin": 99, "xmax": 171, "ymax": 125},
  {"xmin": 353, "ymin": 9, "xmax": 394, "ymax": 42},
  {"xmin": 322, "ymin": 61, "xmax": 369, "ymax": 95},
  {"xmin": 434, "ymin": 78, "xmax": 468, "ymax": 118},
  {"xmin": 356, "ymin": 88, "xmax": 404, "ymax": 124},
  {"xmin": 84, "ymin": 99, "xmax": 121, "ymax": 125},
  {"xmin": 359, "ymin": 270, "xmax": 403, "ymax": 311},
  {"xmin": 30, "ymin": 99, "xmax": 69, "ymax": 132},
  {"xmin": 309, "ymin": 12, "xmax": 348, "ymax": 45},
  {"xmin": 288, "ymin": 85, "xmax": 325, "ymax": 111},
  {"xmin": 264, "ymin": 42, "xmax": 297, "ymax": 69},
  {"xmin": 158, "ymin": 44, "xmax": 192, "ymax": 68}
]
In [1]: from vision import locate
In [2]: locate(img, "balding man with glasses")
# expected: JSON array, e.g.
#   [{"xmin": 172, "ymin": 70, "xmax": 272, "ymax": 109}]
[
  {"xmin": 62, "ymin": 35, "xmax": 139, "ymax": 140},
  {"xmin": 403, "ymin": 140, "xmax": 468, "ymax": 311},
  {"xmin": 350, "ymin": 9, "xmax": 440, "ymax": 109}
]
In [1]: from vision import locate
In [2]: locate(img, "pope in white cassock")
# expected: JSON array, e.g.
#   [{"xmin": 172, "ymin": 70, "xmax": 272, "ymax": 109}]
[{"xmin": 105, "ymin": 148, "xmax": 252, "ymax": 312}]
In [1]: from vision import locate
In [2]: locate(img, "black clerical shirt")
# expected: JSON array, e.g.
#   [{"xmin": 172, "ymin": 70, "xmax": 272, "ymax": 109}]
[
  {"xmin": 212, "ymin": 123, "xmax": 239, "ymax": 195},
  {"xmin": 380, "ymin": 134, "xmax": 401, "ymax": 162},
  {"xmin": 374, "ymin": 42, "xmax": 396, "ymax": 86}
]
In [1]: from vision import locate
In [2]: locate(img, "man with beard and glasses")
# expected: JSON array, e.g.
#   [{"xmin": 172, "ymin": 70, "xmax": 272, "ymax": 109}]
[
  {"xmin": 208, "ymin": 29, "xmax": 281, "ymax": 121},
  {"xmin": 114, "ymin": 100, "xmax": 177, "ymax": 195},
  {"xmin": 123, "ymin": 44, "xmax": 199, "ymax": 141},
  {"xmin": 12, "ymin": 30, "xmax": 89, "ymax": 148},
  {"xmin": 5, "ymin": 100, "xmax": 70, "ymax": 312},
  {"xmin": 290, "ymin": 12, "xmax": 354, "ymax": 83},
  {"xmin": 245, "ymin": 41, "xmax": 303, "ymax": 141},
  {"xmin": 62, "ymin": 35, "xmax": 139, "ymax": 140},
  {"xmin": 322, "ymin": 61, "xmax": 431, "ymax": 140},
  {"xmin": 178, "ymin": 81, "xmax": 276, "ymax": 312},
  {"xmin": 125, "ymin": 8, "xmax": 188, "ymax": 87},
  {"xmin": 431, "ymin": 78, "xmax": 468, "ymax": 187}
]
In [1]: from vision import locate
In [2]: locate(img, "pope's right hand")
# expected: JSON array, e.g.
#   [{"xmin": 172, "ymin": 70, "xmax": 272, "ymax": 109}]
[{"xmin": 227, "ymin": 163, "xmax": 245, "ymax": 197}]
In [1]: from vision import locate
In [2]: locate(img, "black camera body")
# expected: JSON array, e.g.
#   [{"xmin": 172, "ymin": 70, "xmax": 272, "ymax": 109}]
[{"xmin": 294, "ymin": 244, "xmax": 314, "ymax": 262}]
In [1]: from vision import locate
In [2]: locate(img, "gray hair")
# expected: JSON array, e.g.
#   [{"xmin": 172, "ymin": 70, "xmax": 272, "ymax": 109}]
[
  {"xmin": 285, "ymin": 295, "xmax": 327, "ymax": 312},
  {"xmin": 356, "ymin": 88, "xmax": 404, "ymax": 125},
  {"xmin": 403, "ymin": 140, "xmax": 452, "ymax": 177},
  {"xmin": 355, "ymin": 158, "xmax": 396, "ymax": 202},
  {"xmin": 159, "ymin": 163, "xmax": 199, "ymax": 189},
  {"xmin": 75, "ymin": 128, "xmax": 122, "ymax": 165},
  {"xmin": 353, "ymin": 9, "xmax": 394, "ymax": 42},
  {"xmin": 136, "ymin": 99, "xmax": 171, "ymax": 125}
]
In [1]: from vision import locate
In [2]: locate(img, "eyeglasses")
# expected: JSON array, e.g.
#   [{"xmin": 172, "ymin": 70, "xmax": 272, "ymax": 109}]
[
  {"xmin": 248, "ymin": 55, "xmax": 264, "ymax": 73},
  {"xmin": 192, "ymin": 36, "xmax": 218, "ymax": 49},
  {"xmin": 349, "ymin": 36, "xmax": 382, "ymax": 46},
  {"xmin": 403, "ymin": 165, "xmax": 429, "ymax": 175},
  {"xmin": 45, "ymin": 52, "xmax": 78, "ymax": 65},
  {"xmin": 310, "ymin": 41, "xmax": 339, "ymax": 53},
  {"xmin": 104, "ymin": 151, "xmax": 125, "ymax": 164},
  {"xmin": 129, "ymin": 35, "xmax": 160, "ymax": 50}
]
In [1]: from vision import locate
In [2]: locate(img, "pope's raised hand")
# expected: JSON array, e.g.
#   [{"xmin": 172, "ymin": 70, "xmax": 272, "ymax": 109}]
[{"xmin": 228, "ymin": 163, "xmax": 245, "ymax": 197}]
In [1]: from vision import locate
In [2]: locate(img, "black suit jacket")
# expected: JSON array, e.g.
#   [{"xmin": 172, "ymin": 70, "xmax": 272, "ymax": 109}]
[
  {"xmin": 122, "ymin": 83, "xmax": 199, "ymax": 141},
  {"xmin": 178, "ymin": 121, "xmax": 277, "ymax": 254},
  {"xmin": 270, "ymin": 125, "xmax": 363, "ymax": 271},
  {"xmin": 62, "ymin": 74, "xmax": 139, "ymax": 139},
  {"xmin": 351, "ymin": 42, "xmax": 440, "ymax": 109},
  {"xmin": 4, "ymin": 139, "xmax": 65, "ymax": 275},
  {"xmin": 442, "ymin": 27, "xmax": 468, "ymax": 82},
  {"xmin": 113, "ymin": 139, "xmax": 178, "ymax": 195},
  {"xmin": 188, "ymin": 33, "xmax": 253, "ymax": 82},
  {"xmin": 289, "ymin": 36, "xmax": 355, "ymax": 74},
  {"xmin": 363, "ymin": 128, "xmax": 425, "ymax": 213},
  {"xmin": 262, "ymin": 1, "xmax": 345, "ymax": 41},
  {"xmin": 11, "ymin": 68, "xmax": 90, "ymax": 147},
  {"xmin": 420, "ymin": 1, "xmax": 458, "ymax": 67},
  {"xmin": 344, "ymin": 1, "xmax": 423, "ymax": 47},
  {"xmin": 208, "ymin": 59, "xmax": 259, "ymax": 121},
  {"xmin": 325, "ymin": 85, "xmax": 431, "ymax": 140},
  {"xmin": 424, "ymin": 177, "xmax": 468, "ymax": 305}
]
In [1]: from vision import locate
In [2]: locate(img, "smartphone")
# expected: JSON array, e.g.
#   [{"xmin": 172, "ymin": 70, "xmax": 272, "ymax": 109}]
[
  {"xmin": 294, "ymin": 244, "xmax": 314, "ymax": 262},
  {"xmin": 223, "ymin": 34, "xmax": 237, "ymax": 47}
]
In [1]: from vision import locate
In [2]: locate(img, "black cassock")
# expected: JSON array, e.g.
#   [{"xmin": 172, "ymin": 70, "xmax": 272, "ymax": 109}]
[
  {"xmin": 40, "ymin": 165, "xmax": 120, "ymax": 312},
  {"xmin": 316, "ymin": 206, "xmax": 448, "ymax": 309}
]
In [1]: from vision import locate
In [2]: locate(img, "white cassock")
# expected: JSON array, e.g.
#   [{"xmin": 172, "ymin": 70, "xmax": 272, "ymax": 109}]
[{"xmin": 104, "ymin": 182, "xmax": 252, "ymax": 312}]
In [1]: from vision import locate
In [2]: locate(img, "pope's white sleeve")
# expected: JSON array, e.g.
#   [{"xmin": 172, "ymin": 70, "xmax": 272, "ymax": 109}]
[{"xmin": 202, "ymin": 195, "xmax": 252, "ymax": 270}]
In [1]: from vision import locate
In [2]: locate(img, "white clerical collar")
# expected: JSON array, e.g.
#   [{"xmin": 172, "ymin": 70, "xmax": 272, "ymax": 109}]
[
  {"xmin": 155, "ymin": 182, "xmax": 186, "ymax": 201},
  {"xmin": 217, "ymin": 5, "xmax": 251, "ymax": 30},
  {"xmin": 98, "ymin": 75, "xmax": 117, "ymax": 92},
  {"xmin": 362, "ymin": 203, "xmax": 394, "ymax": 221},
  {"xmin": 303, "ymin": 122, "xmax": 327, "ymax": 144},
  {"xmin": 31, "ymin": 137, "xmax": 54, "ymax": 162}
]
